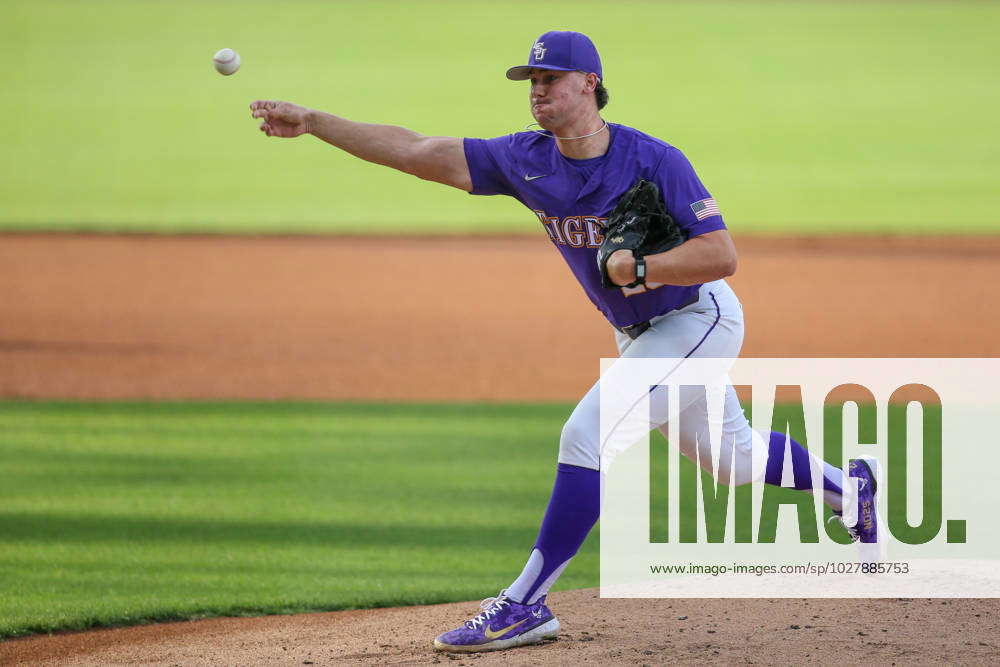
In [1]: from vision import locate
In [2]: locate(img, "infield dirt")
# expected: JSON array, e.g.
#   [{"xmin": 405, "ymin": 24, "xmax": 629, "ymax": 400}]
[
  {"xmin": 3, "ymin": 592, "xmax": 997, "ymax": 665},
  {"xmin": 2, "ymin": 234, "xmax": 998, "ymax": 401},
  {"xmin": 1, "ymin": 233, "xmax": 998, "ymax": 664}
]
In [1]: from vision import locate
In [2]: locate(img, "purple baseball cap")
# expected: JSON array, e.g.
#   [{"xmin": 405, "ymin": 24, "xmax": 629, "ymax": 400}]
[{"xmin": 506, "ymin": 31, "xmax": 603, "ymax": 81}]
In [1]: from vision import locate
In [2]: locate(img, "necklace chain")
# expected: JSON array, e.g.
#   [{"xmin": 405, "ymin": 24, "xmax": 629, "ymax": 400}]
[{"xmin": 526, "ymin": 120, "xmax": 608, "ymax": 141}]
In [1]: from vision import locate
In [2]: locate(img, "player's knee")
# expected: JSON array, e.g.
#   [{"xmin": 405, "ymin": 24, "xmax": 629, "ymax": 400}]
[{"xmin": 557, "ymin": 418, "xmax": 600, "ymax": 470}]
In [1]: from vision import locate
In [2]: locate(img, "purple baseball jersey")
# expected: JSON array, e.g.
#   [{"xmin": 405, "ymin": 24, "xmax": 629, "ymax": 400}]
[{"xmin": 463, "ymin": 123, "xmax": 726, "ymax": 328}]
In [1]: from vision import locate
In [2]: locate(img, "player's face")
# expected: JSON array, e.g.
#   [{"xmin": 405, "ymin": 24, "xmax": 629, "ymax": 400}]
[{"xmin": 528, "ymin": 69, "xmax": 593, "ymax": 129}]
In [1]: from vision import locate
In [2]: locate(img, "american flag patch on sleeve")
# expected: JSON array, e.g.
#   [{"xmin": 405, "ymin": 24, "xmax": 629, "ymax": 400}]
[{"xmin": 690, "ymin": 198, "xmax": 721, "ymax": 221}]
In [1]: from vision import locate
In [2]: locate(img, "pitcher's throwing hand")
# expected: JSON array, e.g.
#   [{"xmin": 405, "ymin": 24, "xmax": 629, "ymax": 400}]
[{"xmin": 250, "ymin": 100, "xmax": 312, "ymax": 138}]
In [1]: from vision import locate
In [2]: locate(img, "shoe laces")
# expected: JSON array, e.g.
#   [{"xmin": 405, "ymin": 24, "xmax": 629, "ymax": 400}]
[
  {"xmin": 828, "ymin": 514, "xmax": 860, "ymax": 542},
  {"xmin": 465, "ymin": 590, "xmax": 511, "ymax": 630}
]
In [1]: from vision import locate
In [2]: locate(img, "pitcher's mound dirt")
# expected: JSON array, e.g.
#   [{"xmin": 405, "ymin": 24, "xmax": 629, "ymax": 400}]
[{"xmin": 2, "ymin": 590, "xmax": 997, "ymax": 665}]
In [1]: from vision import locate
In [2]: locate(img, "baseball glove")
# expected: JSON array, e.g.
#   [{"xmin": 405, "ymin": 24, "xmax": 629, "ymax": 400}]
[{"xmin": 597, "ymin": 179, "xmax": 686, "ymax": 288}]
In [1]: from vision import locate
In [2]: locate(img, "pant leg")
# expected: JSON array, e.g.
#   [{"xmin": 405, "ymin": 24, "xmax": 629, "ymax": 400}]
[
  {"xmin": 559, "ymin": 279, "xmax": 745, "ymax": 470},
  {"xmin": 514, "ymin": 281, "xmax": 753, "ymax": 604},
  {"xmin": 519, "ymin": 281, "xmax": 841, "ymax": 606},
  {"xmin": 665, "ymin": 384, "xmax": 769, "ymax": 487}
]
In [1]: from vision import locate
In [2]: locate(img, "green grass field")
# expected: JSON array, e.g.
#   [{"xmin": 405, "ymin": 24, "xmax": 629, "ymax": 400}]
[
  {"xmin": 0, "ymin": 399, "xmax": 943, "ymax": 638},
  {"xmin": 3, "ymin": 1, "xmax": 998, "ymax": 234},
  {"xmin": 0, "ymin": 401, "xmax": 598, "ymax": 638}
]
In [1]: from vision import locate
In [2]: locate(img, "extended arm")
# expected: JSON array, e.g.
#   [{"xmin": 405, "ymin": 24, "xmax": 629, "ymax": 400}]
[
  {"xmin": 249, "ymin": 100, "xmax": 472, "ymax": 192},
  {"xmin": 605, "ymin": 229, "xmax": 737, "ymax": 287}
]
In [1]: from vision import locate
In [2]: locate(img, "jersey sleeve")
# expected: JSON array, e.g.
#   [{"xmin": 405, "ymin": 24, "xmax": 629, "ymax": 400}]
[
  {"xmin": 654, "ymin": 147, "xmax": 727, "ymax": 238},
  {"xmin": 463, "ymin": 136, "xmax": 517, "ymax": 197}
]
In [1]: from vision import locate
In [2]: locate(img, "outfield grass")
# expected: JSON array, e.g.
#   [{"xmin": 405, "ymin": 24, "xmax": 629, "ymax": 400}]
[
  {"xmin": 0, "ymin": 402, "xmax": 594, "ymax": 638},
  {"xmin": 2, "ymin": 1, "xmax": 998, "ymax": 234},
  {"xmin": 0, "ymin": 400, "xmax": 948, "ymax": 637}
]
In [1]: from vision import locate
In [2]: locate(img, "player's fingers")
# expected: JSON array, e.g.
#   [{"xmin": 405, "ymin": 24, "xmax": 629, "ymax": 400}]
[
  {"xmin": 249, "ymin": 100, "xmax": 277, "ymax": 116},
  {"xmin": 251, "ymin": 103, "xmax": 271, "ymax": 119}
]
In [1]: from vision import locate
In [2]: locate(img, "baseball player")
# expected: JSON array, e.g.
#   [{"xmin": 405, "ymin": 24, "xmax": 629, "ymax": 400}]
[{"xmin": 250, "ymin": 30, "xmax": 879, "ymax": 654}]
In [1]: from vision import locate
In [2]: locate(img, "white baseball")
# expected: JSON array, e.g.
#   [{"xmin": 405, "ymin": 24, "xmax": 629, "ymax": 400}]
[{"xmin": 213, "ymin": 48, "xmax": 241, "ymax": 76}]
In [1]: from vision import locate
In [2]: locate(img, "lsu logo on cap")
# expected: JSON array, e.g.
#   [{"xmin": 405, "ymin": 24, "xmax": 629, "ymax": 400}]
[{"xmin": 533, "ymin": 42, "xmax": 546, "ymax": 61}]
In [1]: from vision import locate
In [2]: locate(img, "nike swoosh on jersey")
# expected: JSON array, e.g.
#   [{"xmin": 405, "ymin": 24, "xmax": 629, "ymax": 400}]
[
  {"xmin": 483, "ymin": 618, "xmax": 528, "ymax": 639},
  {"xmin": 524, "ymin": 174, "xmax": 547, "ymax": 181}
]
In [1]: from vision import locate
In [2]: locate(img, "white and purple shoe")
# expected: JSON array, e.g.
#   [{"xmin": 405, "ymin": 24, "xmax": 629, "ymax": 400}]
[
  {"xmin": 433, "ymin": 590, "xmax": 560, "ymax": 653},
  {"xmin": 830, "ymin": 456, "xmax": 885, "ymax": 562}
]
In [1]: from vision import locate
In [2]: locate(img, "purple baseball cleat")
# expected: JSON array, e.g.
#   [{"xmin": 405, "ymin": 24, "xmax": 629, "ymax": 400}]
[
  {"xmin": 830, "ymin": 456, "xmax": 884, "ymax": 562},
  {"xmin": 433, "ymin": 590, "xmax": 560, "ymax": 653}
]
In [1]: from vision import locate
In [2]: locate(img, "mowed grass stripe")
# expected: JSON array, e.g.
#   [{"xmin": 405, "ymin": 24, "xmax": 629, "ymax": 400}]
[{"xmin": 0, "ymin": 402, "xmax": 593, "ymax": 638}]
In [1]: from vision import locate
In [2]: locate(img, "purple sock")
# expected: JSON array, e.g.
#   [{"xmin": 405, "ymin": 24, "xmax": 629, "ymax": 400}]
[
  {"xmin": 506, "ymin": 463, "xmax": 600, "ymax": 605},
  {"xmin": 764, "ymin": 431, "xmax": 842, "ymax": 495}
]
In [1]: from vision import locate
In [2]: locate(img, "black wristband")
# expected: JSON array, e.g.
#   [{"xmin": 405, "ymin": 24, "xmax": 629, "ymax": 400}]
[{"xmin": 624, "ymin": 256, "xmax": 646, "ymax": 289}]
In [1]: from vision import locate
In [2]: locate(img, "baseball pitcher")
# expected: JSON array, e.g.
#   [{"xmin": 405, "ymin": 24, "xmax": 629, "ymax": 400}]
[{"xmin": 250, "ymin": 30, "xmax": 879, "ymax": 654}]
